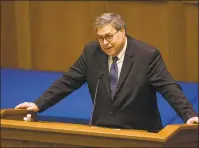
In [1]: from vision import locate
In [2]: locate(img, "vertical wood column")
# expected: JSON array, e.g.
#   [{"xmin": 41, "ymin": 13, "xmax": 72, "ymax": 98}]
[
  {"xmin": 14, "ymin": 1, "xmax": 31, "ymax": 69},
  {"xmin": 167, "ymin": 1, "xmax": 185, "ymax": 81},
  {"xmin": 1, "ymin": 2, "xmax": 18, "ymax": 68},
  {"xmin": 182, "ymin": 1, "xmax": 198, "ymax": 82}
]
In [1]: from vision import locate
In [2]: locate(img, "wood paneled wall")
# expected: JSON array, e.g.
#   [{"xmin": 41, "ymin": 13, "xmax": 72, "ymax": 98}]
[{"xmin": 1, "ymin": 1, "xmax": 198, "ymax": 82}]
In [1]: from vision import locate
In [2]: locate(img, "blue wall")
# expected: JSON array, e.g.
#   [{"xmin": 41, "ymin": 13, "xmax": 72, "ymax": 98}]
[{"xmin": 1, "ymin": 68, "xmax": 198, "ymax": 127}]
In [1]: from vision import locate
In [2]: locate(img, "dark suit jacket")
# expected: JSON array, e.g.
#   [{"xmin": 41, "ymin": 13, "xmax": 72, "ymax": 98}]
[{"xmin": 34, "ymin": 35, "xmax": 197, "ymax": 132}]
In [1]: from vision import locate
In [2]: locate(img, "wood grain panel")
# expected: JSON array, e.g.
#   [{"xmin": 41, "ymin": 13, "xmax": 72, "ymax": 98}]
[
  {"xmin": 1, "ymin": 139, "xmax": 75, "ymax": 147},
  {"xmin": 14, "ymin": 1, "xmax": 32, "ymax": 69},
  {"xmin": 1, "ymin": 1, "xmax": 18, "ymax": 68},
  {"xmin": 167, "ymin": 1, "xmax": 185, "ymax": 81},
  {"xmin": 30, "ymin": 1, "xmax": 106, "ymax": 71},
  {"xmin": 182, "ymin": 2, "xmax": 198, "ymax": 82},
  {"xmin": 1, "ymin": 1, "xmax": 198, "ymax": 82}
]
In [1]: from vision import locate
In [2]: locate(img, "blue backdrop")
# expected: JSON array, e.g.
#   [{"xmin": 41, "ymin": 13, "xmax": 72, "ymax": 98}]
[{"xmin": 1, "ymin": 68, "xmax": 198, "ymax": 127}]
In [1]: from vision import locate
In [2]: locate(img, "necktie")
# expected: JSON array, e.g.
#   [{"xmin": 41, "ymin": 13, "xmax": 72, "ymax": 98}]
[{"xmin": 110, "ymin": 56, "xmax": 118, "ymax": 99}]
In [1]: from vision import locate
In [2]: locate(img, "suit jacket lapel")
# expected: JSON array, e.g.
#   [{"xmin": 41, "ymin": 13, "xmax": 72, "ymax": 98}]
[
  {"xmin": 115, "ymin": 36, "xmax": 134, "ymax": 96},
  {"xmin": 101, "ymin": 56, "xmax": 112, "ymax": 99},
  {"xmin": 96, "ymin": 49, "xmax": 112, "ymax": 99}
]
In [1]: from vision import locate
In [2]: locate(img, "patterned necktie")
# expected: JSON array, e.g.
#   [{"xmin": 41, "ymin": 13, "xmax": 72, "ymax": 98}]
[{"xmin": 110, "ymin": 56, "xmax": 118, "ymax": 99}]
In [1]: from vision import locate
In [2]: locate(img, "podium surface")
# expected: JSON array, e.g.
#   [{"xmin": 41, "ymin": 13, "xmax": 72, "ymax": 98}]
[{"xmin": 1, "ymin": 109, "xmax": 198, "ymax": 147}]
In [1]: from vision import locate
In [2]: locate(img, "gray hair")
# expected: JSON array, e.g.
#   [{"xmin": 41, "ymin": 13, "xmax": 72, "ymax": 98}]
[{"xmin": 94, "ymin": 13, "xmax": 126, "ymax": 31}]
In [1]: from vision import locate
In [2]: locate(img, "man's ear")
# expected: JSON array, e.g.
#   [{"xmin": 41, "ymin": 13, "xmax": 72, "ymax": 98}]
[
  {"xmin": 120, "ymin": 28, "xmax": 125, "ymax": 33},
  {"xmin": 120, "ymin": 29, "xmax": 126, "ymax": 37}
]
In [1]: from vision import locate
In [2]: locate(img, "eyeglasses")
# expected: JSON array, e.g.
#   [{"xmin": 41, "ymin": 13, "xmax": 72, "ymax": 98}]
[{"xmin": 96, "ymin": 30, "xmax": 119, "ymax": 43}]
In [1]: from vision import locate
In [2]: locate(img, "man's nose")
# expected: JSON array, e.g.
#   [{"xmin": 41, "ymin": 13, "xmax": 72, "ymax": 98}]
[{"xmin": 103, "ymin": 38, "xmax": 109, "ymax": 45}]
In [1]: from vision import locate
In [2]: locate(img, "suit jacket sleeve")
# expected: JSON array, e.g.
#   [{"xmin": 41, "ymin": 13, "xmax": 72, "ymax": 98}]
[
  {"xmin": 34, "ymin": 47, "xmax": 87, "ymax": 113},
  {"xmin": 148, "ymin": 50, "xmax": 198, "ymax": 122}
]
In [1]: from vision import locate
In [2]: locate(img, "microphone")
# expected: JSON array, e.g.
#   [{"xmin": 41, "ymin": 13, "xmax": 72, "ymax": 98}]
[{"xmin": 89, "ymin": 72, "xmax": 104, "ymax": 126}]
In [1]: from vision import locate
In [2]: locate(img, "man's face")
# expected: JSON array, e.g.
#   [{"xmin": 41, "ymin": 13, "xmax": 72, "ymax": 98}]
[{"xmin": 96, "ymin": 24, "xmax": 126, "ymax": 57}]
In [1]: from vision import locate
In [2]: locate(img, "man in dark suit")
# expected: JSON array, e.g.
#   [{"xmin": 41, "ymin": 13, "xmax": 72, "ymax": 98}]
[{"xmin": 15, "ymin": 13, "xmax": 198, "ymax": 132}]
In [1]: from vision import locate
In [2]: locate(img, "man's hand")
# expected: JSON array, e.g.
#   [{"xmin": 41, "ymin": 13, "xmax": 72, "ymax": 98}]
[
  {"xmin": 15, "ymin": 102, "xmax": 39, "ymax": 112},
  {"xmin": 186, "ymin": 117, "xmax": 199, "ymax": 124}
]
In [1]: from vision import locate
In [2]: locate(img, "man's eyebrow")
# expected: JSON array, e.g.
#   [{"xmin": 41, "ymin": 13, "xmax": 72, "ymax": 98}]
[{"xmin": 96, "ymin": 33, "xmax": 111, "ymax": 36}]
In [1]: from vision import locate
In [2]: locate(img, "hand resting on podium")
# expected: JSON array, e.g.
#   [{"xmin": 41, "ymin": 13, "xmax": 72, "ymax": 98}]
[{"xmin": 15, "ymin": 102, "xmax": 39, "ymax": 112}]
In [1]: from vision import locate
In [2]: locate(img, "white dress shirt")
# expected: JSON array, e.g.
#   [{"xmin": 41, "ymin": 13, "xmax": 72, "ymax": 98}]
[{"xmin": 108, "ymin": 38, "xmax": 127, "ymax": 80}]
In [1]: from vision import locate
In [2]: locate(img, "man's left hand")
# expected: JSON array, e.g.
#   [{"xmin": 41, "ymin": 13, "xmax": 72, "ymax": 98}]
[{"xmin": 186, "ymin": 117, "xmax": 199, "ymax": 124}]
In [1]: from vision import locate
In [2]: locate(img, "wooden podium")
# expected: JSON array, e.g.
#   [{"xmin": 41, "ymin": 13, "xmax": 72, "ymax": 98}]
[{"xmin": 1, "ymin": 109, "xmax": 198, "ymax": 147}]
